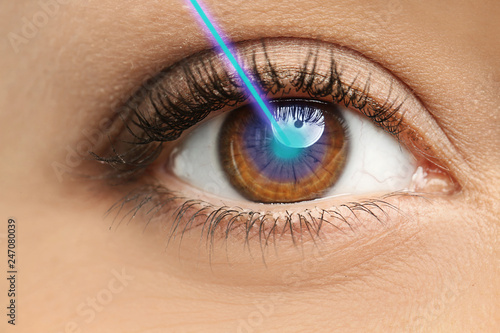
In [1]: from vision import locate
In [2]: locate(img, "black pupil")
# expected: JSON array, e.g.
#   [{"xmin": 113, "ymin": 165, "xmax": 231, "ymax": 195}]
[{"xmin": 294, "ymin": 120, "xmax": 303, "ymax": 128}]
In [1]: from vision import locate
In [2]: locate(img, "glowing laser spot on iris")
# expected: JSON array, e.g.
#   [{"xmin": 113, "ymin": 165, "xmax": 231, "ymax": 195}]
[
  {"xmin": 188, "ymin": 0, "xmax": 295, "ymax": 147},
  {"xmin": 271, "ymin": 139, "xmax": 303, "ymax": 160}
]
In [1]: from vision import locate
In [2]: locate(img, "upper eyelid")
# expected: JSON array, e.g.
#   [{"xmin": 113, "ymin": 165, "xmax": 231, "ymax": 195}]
[
  {"xmin": 130, "ymin": 38, "xmax": 419, "ymax": 139},
  {"xmin": 100, "ymin": 37, "xmax": 462, "ymax": 186}
]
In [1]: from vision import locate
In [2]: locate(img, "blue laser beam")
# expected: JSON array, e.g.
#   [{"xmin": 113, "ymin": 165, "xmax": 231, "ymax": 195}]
[{"xmin": 188, "ymin": 0, "xmax": 292, "ymax": 146}]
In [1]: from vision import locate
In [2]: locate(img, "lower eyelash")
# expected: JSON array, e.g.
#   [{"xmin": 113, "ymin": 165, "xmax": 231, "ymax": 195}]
[{"xmin": 106, "ymin": 183, "xmax": 419, "ymax": 259}]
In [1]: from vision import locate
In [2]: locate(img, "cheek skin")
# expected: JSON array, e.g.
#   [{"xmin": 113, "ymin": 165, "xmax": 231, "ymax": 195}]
[{"xmin": 7, "ymin": 185, "xmax": 496, "ymax": 332}]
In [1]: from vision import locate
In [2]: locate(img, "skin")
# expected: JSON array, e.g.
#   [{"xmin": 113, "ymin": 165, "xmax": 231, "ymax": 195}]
[{"xmin": 0, "ymin": 0, "xmax": 499, "ymax": 332}]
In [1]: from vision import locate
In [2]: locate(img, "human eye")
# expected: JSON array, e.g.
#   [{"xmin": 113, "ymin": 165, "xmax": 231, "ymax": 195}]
[
  {"xmin": 173, "ymin": 99, "xmax": 414, "ymax": 203},
  {"xmin": 93, "ymin": 38, "xmax": 458, "ymax": 264}
]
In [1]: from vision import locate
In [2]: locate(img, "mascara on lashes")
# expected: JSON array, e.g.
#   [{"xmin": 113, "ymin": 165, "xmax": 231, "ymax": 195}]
[{"xmin": 94, "ymin": 38, "xmax": 413, "ymax": 179}]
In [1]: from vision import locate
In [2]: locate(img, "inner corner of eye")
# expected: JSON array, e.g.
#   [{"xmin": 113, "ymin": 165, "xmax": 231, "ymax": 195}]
[{"xmin": 163, "ymin": 98, "xmax": 449, "ymax": 204}]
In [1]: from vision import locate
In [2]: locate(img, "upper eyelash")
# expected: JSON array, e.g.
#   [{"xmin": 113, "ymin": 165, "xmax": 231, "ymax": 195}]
[{"xmin": 92, "ymin": 38, "xmax": 408, "ymax": 180}]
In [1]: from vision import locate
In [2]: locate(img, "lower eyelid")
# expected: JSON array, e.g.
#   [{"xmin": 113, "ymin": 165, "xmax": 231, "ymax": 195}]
[
  {"xmin": 150, "ymin": 159, "xmax": 409, "ymax": 235},
  {"xmin": 106, "ymin": 181, "xmax": 431, "ymax": 285}
]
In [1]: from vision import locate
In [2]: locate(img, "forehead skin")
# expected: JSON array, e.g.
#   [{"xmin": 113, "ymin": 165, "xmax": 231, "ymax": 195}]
[{"xmin": 0, "ymin": 0, "xmax": 499, "ymax": 332}]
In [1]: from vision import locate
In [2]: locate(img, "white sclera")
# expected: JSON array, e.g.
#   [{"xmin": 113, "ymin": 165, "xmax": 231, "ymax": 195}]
[
  {"xmin": 170, "ymin": 114, "xmax": 246, "ymax": 200},
  {"xmin": 330, "ymin": 109, "xmax": 416, "ymax": 196},
  {"xmin": 171, "ymin": 107, "xmax": 416, "ymax": 201}
]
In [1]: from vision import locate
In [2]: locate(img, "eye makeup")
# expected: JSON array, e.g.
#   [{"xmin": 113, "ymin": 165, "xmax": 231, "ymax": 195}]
[
  {"xmin": 94, "ymin": 38, "xmax": 459, "ymax": 253},
  {"xmin": 96, "ymin": 39, "xmax": 447, "ymax": 175}
]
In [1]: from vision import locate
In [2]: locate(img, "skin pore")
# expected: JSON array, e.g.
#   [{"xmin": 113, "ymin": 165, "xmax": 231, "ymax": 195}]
[{"xmin": 0, "ymin": 0, "xmax": 499, "ymax": 332}]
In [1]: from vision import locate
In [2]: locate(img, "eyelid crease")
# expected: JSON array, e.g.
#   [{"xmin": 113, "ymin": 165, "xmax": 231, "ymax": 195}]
[{"xmin": 93, "ymin": 38, "xmax": 460, "ymax": 191}]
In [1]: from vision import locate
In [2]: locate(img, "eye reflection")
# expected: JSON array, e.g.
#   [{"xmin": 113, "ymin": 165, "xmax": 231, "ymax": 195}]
[
  {"xmin": 219, "ymin": 100, "xmax": 348, "ymax": 203},
  {"xmin": 271, "ymin": 101, "xmax": 326, "ymax": 148}
]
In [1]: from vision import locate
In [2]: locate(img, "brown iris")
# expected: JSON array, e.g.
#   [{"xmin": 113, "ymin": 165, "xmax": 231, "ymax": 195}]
[{"xmin": 218, "ymin": 100, "xmax": 348, "ymax": 203}]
